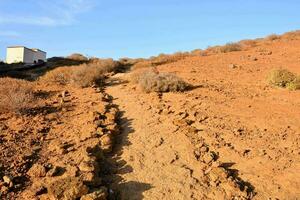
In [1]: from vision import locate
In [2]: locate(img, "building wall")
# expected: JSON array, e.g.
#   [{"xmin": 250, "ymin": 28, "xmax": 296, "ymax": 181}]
[
  {"xmin": 23, "ymin": 48, "xmax": 35, "ymax": 64},
  {"xmin": 6, "ymin": 47, "xmax": 24, "ymax": 64},
  {"xmin": 6, "ymin": 47, "xmax": 47, "ymax": 64},
  {"xmin": 33, "ymin": 50, "xmax": 47, "ymax": 62}
]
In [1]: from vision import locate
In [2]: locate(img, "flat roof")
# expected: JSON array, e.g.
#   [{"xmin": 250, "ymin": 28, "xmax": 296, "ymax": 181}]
[{"xmin": 7, "ymin": 46, "xmax": 46, "ymax": 53}]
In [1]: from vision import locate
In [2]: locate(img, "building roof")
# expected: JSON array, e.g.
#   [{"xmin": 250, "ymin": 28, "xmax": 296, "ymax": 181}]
[{"xmin": 7, "ymin": 46, "xmax": 46, "ymax": 53}]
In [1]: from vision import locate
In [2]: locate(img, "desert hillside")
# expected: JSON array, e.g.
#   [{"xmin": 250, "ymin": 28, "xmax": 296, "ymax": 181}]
[{"xmin": 0, "ymin": 31, "xmax": 300, "ymax": 200}]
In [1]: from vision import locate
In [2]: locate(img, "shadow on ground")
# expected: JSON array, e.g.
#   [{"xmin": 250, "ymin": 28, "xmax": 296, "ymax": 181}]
[{"xmin": 101, "ymin": 108, "xmax": 152, "ymax": 200}]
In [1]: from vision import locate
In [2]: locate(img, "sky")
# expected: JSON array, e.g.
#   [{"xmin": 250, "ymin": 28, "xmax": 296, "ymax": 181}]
[{"xmin": 0, "ymin": 0, "xmax": 300, "ymax": 60}]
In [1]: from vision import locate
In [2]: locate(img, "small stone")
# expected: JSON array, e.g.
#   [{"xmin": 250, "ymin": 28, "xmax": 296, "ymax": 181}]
[
  {"xmin": 80, "ymin": 187, "xmax": 108, "ymax": 200},
  {"xmin": 27, "ymin": 164, "xmax": 47, "ymax": 177},
  {"xmin": 229, "ymin": 64, "xmax": 237, "ymax": 69},
  {"xmin": 47, "ymin": 177, "xmax": 88, "ymax": 200},
  {"xmin": 62, "ymin": 90, "xmax": 69, "ymax": 98},
  {"xmin": 200, "ymin": 146, "xmax": 209, "ymax": 153},
  {"xmin": 79, "ymin": 160, "xmax": 97, "ymax": 173},
  {"xmin": 3, "ymin": 175, "xmax": 13, "ymax": 184},
  {"xmin": 0, "ymin": 185, "xmax": 9, "ymax": 194},
  {"xmin": 47, "ymin": 166, "xmax": 62, "ymax": 177},
  {"xmin": 99, "ymin": 134, "xmax": 112, "ymax": 146}
]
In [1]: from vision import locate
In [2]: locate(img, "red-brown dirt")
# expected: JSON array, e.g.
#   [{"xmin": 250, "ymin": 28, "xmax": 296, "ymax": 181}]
[{"xmin": 0, "ymin": 33, "xmax": 300, "ymax": 200}]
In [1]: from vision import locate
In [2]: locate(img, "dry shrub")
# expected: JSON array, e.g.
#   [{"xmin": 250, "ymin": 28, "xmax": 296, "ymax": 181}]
[
  {"xmin": 132, "ymin": 61, "xmax": 154, "ymax": 70},
  {"xmin": 70, "ymin": 64, "xmax": 105, "ymax": 88},
  {"xmin": 40, "ymin": 67, "xmax": 72, "ymax": 85},
  {"xmin": 267, "ymin": 69, "xmax": 299, "ymax": 89},
  {"xmin": 266, "ymin": 34, "xmax": 280, "ymax": 41},
  {"xmin": 239, "ymin": 39, "xmax": 258, "ymax": 48},
  {"xmin": 206, "ymin": 45, "xmax": 221, "ymax": 54},
  {"xmin": 40, "ymin": 58, "xmax": 120, "ymax": 87},
  {"xmin": 135, "ymin": 70, "xmax": 190, "ymax": 93},
  {"xmin": 190, "ymin": 49, "xmax": 203, "ymax": 56},
  {"xmin": 67, "ymin": 53, "xmax": 88, "ymax": 61},
  {"xmin": 119, "ymin": 58, "xmax": 145, "ymax": 66},
  {"xmin": 150, "ymin": 52, "xmax": 189, "ymax": 65},
  {"xmin": 89, "ymin": 58, "xmax": 120, "ymax": 73},
  {"xmin": 219, "ymin": 43, "xmax": 242, "ymax": 53},
  {"xmin": 286, "ymin": 76, "xmax": 300, "ymax": 90},
  {"xmin": 282, "ymin": 30, "xmax": 300, "ymax": 40},
  {"xmin": 0, "ymin": 78, "xmax": 36, "ymax": 113}
]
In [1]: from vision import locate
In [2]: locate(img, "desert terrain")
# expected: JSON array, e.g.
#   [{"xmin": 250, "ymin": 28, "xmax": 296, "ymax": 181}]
[{"xmin": 0, "ymin": 31, "xmax": 300, "ymax": 200}]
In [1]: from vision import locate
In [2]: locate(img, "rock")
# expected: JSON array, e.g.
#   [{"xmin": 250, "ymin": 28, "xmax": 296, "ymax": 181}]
[
  {"xmin": 99, "ymin": 134, "xmax": 113, "ymax": 146},
  {"xmin": 47, "ymin": 166, "xmax": 62, "ymax": 177},
  {"xmin": 200, "ymin": 146, "xmax": 209, "ymax": 153},
  {"xmin": 31, "ymin": 183, "xmax": 47, "ymax": 196},
  {"xmin": 192, "ymin": 122, "xmax": 206, "ymax": 131},
  {"xmin": 0, "ymin": 185, "xmax": 9, "ymax": 194},
  {"xmin": 80, "ymin": 187, "xmax": 108, "ymax": 200},
  {"xmin": 27, "ymin": 164, "xmax": 47, "ymax": 177},
  {"xmin": 251, "ymin": 57, "xmax": 258, "ymax": 61},
  {"xmin": 3, "ymin": 175, "xmax": 13, "ymax": 184},
  {"xmin": 209, "ymin": 167, "xmax": 228, "ymax": 183},
  {"xmin": 79, "ymin": 159, "xmax": 97, "ymax": 173},
  {"xmin": 202, "ymin": 152, "xmax": 216, "ymax": 164},
  {"xmin": 47, "ymin": 177, "xmax": 88, "ymax": 200},
  {"xmin": 62, "ymin": 90, "xmax": 69, "ymax": 98},
  {"xmin": 229, "ymin": 64, "xmax": 237, "ymax": 69},
  {"xmin": 80, "ymin": 172, "xmax": 102, "ymax": 186}
]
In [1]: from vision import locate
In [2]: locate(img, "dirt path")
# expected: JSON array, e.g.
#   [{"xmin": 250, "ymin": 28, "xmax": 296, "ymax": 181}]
[{"xmin": 106, "ymin": 74, "xmax": 250, "ymax": 200}]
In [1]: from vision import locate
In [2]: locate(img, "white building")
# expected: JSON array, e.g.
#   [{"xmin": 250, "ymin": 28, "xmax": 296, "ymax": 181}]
[{"xmin": 6, "ymin": 46, "xmax": 47, "ymax": 64}]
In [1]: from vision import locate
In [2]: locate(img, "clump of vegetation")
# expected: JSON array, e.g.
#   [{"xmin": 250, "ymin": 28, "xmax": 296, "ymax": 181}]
[
  {"xmin": 267, "ymin": 69, "xmax": 300, "ymax": 90},
  {"xmin": 0, "ymin": 78, "xmax": 36, "ymax": 113},
  {"xmin": 150, "ymin": 52, "xmax": 189, "ymax": 65},
  {"xmin": 40, "ymin": 58, "xmax": 120, "ymax": 88},
  {"xmin": 67, "ymin": 53, "xmax": 88, "ymax": 61},
  {"xmin": 239, "ymin": 39, "xmax": 258, "ymax": 48},
  {"xmin": 70, "ymin": 64, "xmax": 105, "ymax": 87},
  {"xmin": 219, "ymin": 42, "xmax": 242, "ymax": 53},
  {"xmin": 266, "ymin": 34, "xmax": 280, "ymax": 41},
  {"xmin": 132, "ymin": 61, "xmax": 155, "ymax": 70},
  {"xmin": 133, "ymin": 69, "xmax": 190, "ymax": 93},
  {"xmin": 40, "ymin": 67, "xmax": 73, "ymax": 85},
  {"xmin": 282, "ymin": 30, "xmax": 300, "ymax": 40},
  {"xmin": 286, "ymin": 76, "xmax": 300, "ymax": 90}
]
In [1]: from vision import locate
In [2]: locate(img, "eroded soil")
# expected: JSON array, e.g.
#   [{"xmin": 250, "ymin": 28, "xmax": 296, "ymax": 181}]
[{"xmin": 0, "ymin": 38, "xmax": 300, "ymax": 200}]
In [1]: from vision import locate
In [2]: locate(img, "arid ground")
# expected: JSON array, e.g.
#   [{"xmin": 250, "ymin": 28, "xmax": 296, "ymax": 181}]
[{"xmin": 0, "ymin": 32, "xmax": 300, "ymax": 200}]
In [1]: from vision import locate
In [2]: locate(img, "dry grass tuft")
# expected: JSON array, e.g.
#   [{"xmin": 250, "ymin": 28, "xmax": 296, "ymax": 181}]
[
  {"xmin": 267, "ymin": 69, "xmax": 300, "ymax": 90},
  {"xmin": 70, "ymin": 64, "xmax": 105, "ymax": 88},
  {"xmin": 239, "ymin": 39, "xmax": 258, "ymax": 48},
  {"xmin": 39, "ymin": 67, "xmax": 73, "ymax": 85},
  {"xmin": 219, "ymin": 43, "xmax": 242, "ymax": 53},
  {"xmin": 0, "ymin": 78, "xmax": 36, "ymax": 113},
  {"xmin": 266, "ymin": 34, "xmax": 280, "ymax": 41},
  {"xmin": 286, "ymin": 76, "xmax": 300, "ymax": 90},
  {"xmin": 40, "ymin": 58, "xmax": 120, "ymax": 87},
  {"xmin": 282, "ymin": 30, "xmax": 300, "ymax": 40},
  {"xmin": 133, "ymin": 69, "xmax": 190, "ymax": 93},
  {"xmin": 150, "ymin": 52, "xmax": 189, "ymax": 65},
  {"xmin": 131, "ymin": 61, "xmax": 154, "ymax": 70}
]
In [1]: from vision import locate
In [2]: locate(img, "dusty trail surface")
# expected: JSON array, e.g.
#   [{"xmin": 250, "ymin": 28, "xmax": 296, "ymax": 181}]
[{"xmin": 106, "ymin": 74, "xmax": 250, "ymax": 200}]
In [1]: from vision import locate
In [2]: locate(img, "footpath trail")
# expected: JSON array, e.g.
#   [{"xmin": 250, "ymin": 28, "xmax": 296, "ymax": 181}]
[{"xmin": 105, "ymin": 73, "xmax": 251, "ymax": 200}]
